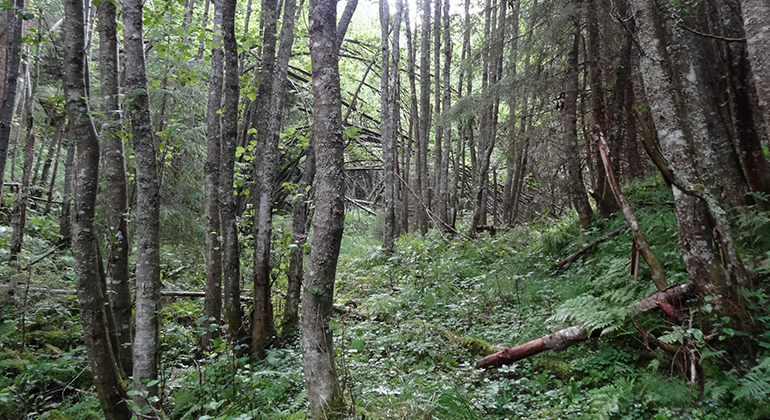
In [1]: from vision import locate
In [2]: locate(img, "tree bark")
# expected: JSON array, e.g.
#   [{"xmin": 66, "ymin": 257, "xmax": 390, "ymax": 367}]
[
  {"xmin": 739, "ymin": 0, "xmax": 770, "ymax": 136},
  {"xmin": 251, "ymin": 0, "xmax": 280, "ymax": 359},
  {"xmin": 284, "ymin": 137, "xmax": 315, "ymax": 337},
  {"xmin": 99, "ymin": 0, "xmax": 132, "ymax": 377},
  {"xmin": 632, "ymin": 0, "xmax": 754, "ymax": 332},
  {"xmin": 59, "ymin": 142, "xmax": 74, "ymax": 245},
  {"xmin": 0, "ymin": 0, "xmax": 24, "ymax": 204},
  {"xmin": 417, "ymin": 0, "xmax": 431, "ymax": 234},
  {"xmin": 124, "ymin": 0, "xmax": 161, "ymax": 406},
  {"xmin": 9, "ymin": 118, "xmax": 34, "ymax": 261},
  {"xmin": 203, "ymin": 0, "xmax": 224, "ymax": 351},
  {"xmin": 63, "ymin": 0, "xmax": 132, "ymax": 416},
  {"xmin": 253, "ymin": 0, "xmax": 298, "ymax": 357},
  {"xmin": 220, "ymin": 0, "xmax": 242, "ymax": 340},
  {"xmin": 301, "ymin": 0, "xmax": 347, "ymax": 414}
]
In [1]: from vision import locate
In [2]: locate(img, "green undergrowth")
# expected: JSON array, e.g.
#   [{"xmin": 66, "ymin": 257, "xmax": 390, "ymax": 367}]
[{"xmin": 3, "ymin": 178, "xmax": 770, "ymax": 418}]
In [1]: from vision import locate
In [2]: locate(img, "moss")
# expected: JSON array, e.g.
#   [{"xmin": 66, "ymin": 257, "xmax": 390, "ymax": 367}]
[
  {"xmin": 0, "ymin": 349, "xmax": 28, "ymax": 374},
  {"xmin": 541, "ymin": 357, "xmax": 574, "ymax": 380},
  {"xmin": 459, "ymin": 336, "xmax": 497, "ymax": 357}
]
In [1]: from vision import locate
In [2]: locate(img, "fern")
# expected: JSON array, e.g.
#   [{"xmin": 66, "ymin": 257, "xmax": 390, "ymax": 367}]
[
  {"xmin": 547, "ymin": 295, "xmax": 626, "ymax": 334},
  {"xmin": 734, "ymin": 359, "xmax": 770, "ymax": 402}
]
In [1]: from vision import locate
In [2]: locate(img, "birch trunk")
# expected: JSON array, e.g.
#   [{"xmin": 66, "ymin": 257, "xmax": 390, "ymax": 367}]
[
  {"xmin": 99, "ymin": 0, "xmax": 132, "ymax": 376},
  {"xmin": 124, "ymin": 0, "xmax": 161, "ymax": 405},
  {"xmin": 64, "ymin": 0, "xmax": 131, "ymax": 415}
]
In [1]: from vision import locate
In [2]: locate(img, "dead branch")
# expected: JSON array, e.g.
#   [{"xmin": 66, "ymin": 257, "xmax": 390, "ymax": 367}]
[
  {"xmin": 475, "ymin": 283, "xmax": 696, "ymax": 369},
  {"xmin": 555, "ymin": 227, "xmax": 624, "ymax": 270}
]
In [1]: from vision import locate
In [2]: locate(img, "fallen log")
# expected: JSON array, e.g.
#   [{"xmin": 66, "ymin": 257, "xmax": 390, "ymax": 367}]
[
  {"xmin": 555, "ymin": 227, "xmax": 624, "ymax": 270},
  {"xmin": 475, "ymin": 283, "xmax": 696, "ymax": 369}
]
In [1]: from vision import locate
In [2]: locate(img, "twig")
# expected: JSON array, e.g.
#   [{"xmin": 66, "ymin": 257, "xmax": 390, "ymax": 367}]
[{"xmin": 679, "ymin": 25, "xmax": 745, "ymax": 43}]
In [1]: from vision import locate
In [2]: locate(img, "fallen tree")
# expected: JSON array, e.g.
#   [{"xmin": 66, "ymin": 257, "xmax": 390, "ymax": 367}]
[
  {"xmin": 475, "ymin": 283, "xmax": 696, "ymax": 369},
  {"xmin": 555, "ymin": 227, "xmax": 624, "ymax": 270}
]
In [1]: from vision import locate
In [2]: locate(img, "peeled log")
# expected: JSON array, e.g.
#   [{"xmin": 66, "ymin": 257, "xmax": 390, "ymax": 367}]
[
  {"xmin": 475, "ymin": 326, "xmax": 588, "ymax": 369},
  {"xmin": 476, "ymin": 283, "xmax": 696, "ymax": 369}
]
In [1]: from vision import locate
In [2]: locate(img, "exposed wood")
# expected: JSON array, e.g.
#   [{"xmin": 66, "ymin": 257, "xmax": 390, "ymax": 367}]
[
  {"xmin": 475, "ymin": 283, "xmax": 696, "ymax": 369},
  {"xmin": 555, "ymin": 227, "xmax": 623, "ymax": 270},
  {"xmin": 595, "ymin": 127, "xmax": 667, "ymax": 290}
]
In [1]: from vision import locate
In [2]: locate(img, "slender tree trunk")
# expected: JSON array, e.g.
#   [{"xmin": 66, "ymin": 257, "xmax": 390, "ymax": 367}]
[
  {"xmin": 202, "ymin": 0, "xmax": 224, "ymax": 351},
  {"xmin": 38, "ymin": 117, "xmax": 64, "ymax": 189},
  {"xmin": 124, "ymin": 0, "xmax": 161, "ymax": 406},
  {"xmin": 99, "ymin": 0, "xmax": 132, "ymax": 376},
  {"xmin": 64, "ymin": 0, "xmax": 132, "ymax": 416},
  {"xmin": 9, "ymin": 126, "xmax": 34, "ymax": 261},
  {"xmin": 433, "ymin": 0, "xmax": 444, "ymax": 223},
  {"xmin": 301, "ymin": 0, "xmax": 346, "ymax": 415},
  {"xmin": 405, "ymin": 5, "xmax": 422, "ymax": 233},
  {"xmin": 586, "ymin": 0, "xmax": 619, "ymax": 216},
  {"xmin": 564, "ymin": 2, "xmax": 593, "ymax": 228},
  {"xmin": 0, "ymin": 0, "xmax": 24, "ymax": 203},
  {"xmin": 439, "ymin": 0, "xmax": 451, "ymax": 226},
  {"xmin": 10, "ymin": 45, "xmax": 36, "ymax": 259},
  {"xmin": 220, "ymin": 0, "xmax": 242, "ymax": 340},
  {"xmin": 284, "ymin": 136, "xmax": 315, "ymax": 337},
  {"xmin": 418, "ymin": 0, "xmax": 431, "ymax": 234},
  {"xmin": 44, "ymin": 123, "xmax": 63, "ymax": 215},
  {"xmin": 380, "ymin": 0, "xmax": 393, "ymax": 250},
  {"xmin": 336, "ymin": 0, "xmax": 359, "ymax": 52},
  {"xmin": 59, "ymin": 142, "xmax": 74, "ymax": 244}
]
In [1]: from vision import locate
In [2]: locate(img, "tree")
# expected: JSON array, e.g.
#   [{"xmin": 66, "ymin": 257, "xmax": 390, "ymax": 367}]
[
  {"xmin": 220, "ymin": 0, "xmax": 242, "ymax": 340},
  {"xmin": 632, "ymin": 0, "xmax": 754, "ymax": 331},
  {"xmin": 739, "ymin": 0, "xmax": 770, "ymax": 136},
  {"xmin": 301, "ymin": 0, "xmax": 347, "ymax": 414},
  {"xmin": 203, "ymin": 0, "xmax": 224, "ymax": 350},
  {"xmin": 63, "ymin": 0, "xmax": 131, "ymax": 415},
  {"xmin": 98, "ymin": 0, "xmax": 132, "ymax": 376},
  {"xmin": 0, "ymin": 0, "xmax": 24, "ymax": 203},
  {"xmin": 417, "ymin": 0, "xmax": 431, "ymax": 234},
  {"xmin": 251, "ymin": 0, "xmax": 280, "ymax": 358},
  {"xmin": 563, "ymin": 0, "xmax": 592, "ymax": 228},
  {"xmin": 124, "ymin": 0, "xmax": 162, "ymax": 405}
]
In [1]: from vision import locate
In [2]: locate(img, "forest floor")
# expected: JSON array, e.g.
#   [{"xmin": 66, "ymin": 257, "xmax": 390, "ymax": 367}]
[{"xmin": 2, "ymin": 176, "xmax": 770, "ymax": 419}]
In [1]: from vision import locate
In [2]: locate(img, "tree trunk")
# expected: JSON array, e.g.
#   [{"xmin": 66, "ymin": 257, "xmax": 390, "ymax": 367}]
[
  {"xmin": 63, "ymin": 0, "xmax": 132, "ymax": 416},
  {"xmin": 44, "ymin": 124, "xmax": 64, "ymax": 215},
  {"xmin": 380, "ymin": 0, "xmax": 393, "ymax": 250},
  {"xmin": 38, "ymin": 117, "xmax": 64, "ymax": 189},
  {"xmin": 739, "ymin": 0, "xmax": 770, "ymax": 136},
  {"xmin": 586, "ymin": 0, "xmax": 619, "ymax": 217},
  {"xmin": 202, "ymin": 0, "xmax": 224, "ymax": 351},
  {"xmin": 633, "ymin": 0, "xmax": 754, "ymax": 332},
  {"xmin": 438, "ymin": 0, "xmax": 451, "ymax": 227},
  {"xmin": 0, "ymin": 0, "xmax": 24, "ymax": 204},
  {"xmin": 252, "ymin": 0, "xmax": 298, "ymax": 357},
  {"xmin": 284, "ymin": 137, "xmax": 315, "ymax": 337},
  {"xmin": 220, "ymin": 0, "xmax": 242, "ymax": 340},
  {"xmin": 417, "ymin": 0, "xmax": 432, "ymax": 234},
  {"xmin": 405, "ymin": 5, "xmax": 422, "ymax": 233},
  {"xmin": 124, "ymin": 0, "xmax": 162, "ymax": 406},
  {"xmin": 250, "ymin": 0, "xmax": 280, "ymax": 359},
  {"xmin": 564, "ymin": 3, "xmax": 593, "ymax": 229},
  {"xmin": 99, "ymin": 0, "xmax": 132, "ymax": 377},
  {"xmin": 433, "ymin": 0, "xmax": 444, "ymax": 224},
  {"xmin": 59, "ymin": 142, "xmax": 74, "ymax": 244},
  {"xmin": 301, "ymin": 0, "xmax": 347, "ymax": 415},
  {"xmin": 9, "ymin": 58, "xmax": 35, "ymax": 261}
]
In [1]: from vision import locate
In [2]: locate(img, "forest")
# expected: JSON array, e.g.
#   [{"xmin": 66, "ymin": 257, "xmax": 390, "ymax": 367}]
[{"xmin": 0, "ymin": 0, "xmax": 770, "ymax": 415}]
